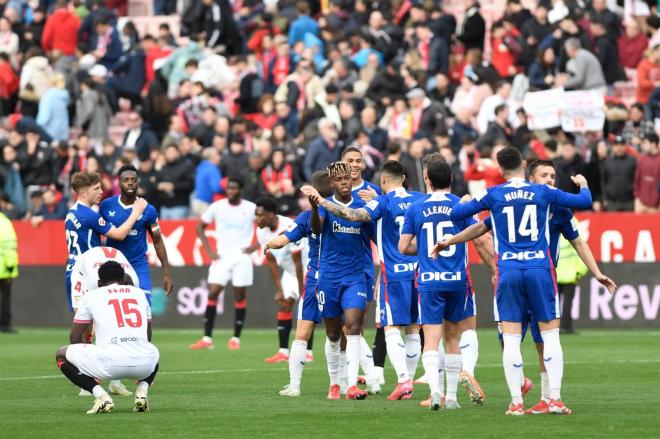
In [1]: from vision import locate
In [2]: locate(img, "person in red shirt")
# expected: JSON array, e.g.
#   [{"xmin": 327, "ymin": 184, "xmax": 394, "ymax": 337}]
[
  {"xmin": 635, "ymin": 132, "xmax": 660, "ymax": 212},
  {"xmin": 0, "ymin": 52, "xmax": 18, "ymax": 116},
  {"xmin": 464, "ymin": 144, "xmax": 507, "ymax": 188},
  {"xmin": 635, "ymin": 44, "xmax": 660, "ymax": 104},
  {"xmin": 253, "ymin": 94, "xmax": 278, "ymax": 131},
  {"xmin": 618, "ymin": 20, "xmax": 648, "ymax": 70},
  {"xmin": 142, "ymin": 35, "xmax": 173, "ymax": 94},
  {"xmin": 41, "ymin": 0, "xmax": 80, "ymax": 57},
  {"xmin": 491, "ymin": 20, "xmax": 521, "ymax": 79}
]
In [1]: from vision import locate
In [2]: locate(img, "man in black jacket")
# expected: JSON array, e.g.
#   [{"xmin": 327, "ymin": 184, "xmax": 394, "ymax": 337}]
[
  {"xmin": 477, "ymin": 104, "xmax": 513, "ymax": 151},
  {"xmin": 520, "ymin": 4, "xmax": 552, "ymax": 68},
  {"xmin": 457, "ymin": 0, "xmax": 486, "ymax": 51},
  {"xmin": 590, "ymin": 18, "xmax": 625, "ymax": 86},
  {"xmin": 365, "ymin": 62, "xmax": 405, "ymax": 111},
  {"xmin": 15, "ymin": 127, "xmax": 58, "ymax": 189},
  {"xmin": 156, "ymin": 144, "xmax": 195, "ymax": 219},
  {"xmin": 601, "ymin": 138, "xmax": 637, "ymax": 211},
  {"xmin": 553, "ymin": 137, "xmax": 587, "ymax": 196}
]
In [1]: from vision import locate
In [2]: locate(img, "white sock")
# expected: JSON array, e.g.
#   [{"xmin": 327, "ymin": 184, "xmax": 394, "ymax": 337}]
[
  {"xmin": 422, "ymin": 351, "xmax": 441, "ymax": 396},
  {"xmin": 445, "ymin": 353, "xmax": 461, "ymax": 401},
  {"xmin": 306, "ymin": 349, "xmax": 313, "ymax": 356},
  {"xmin": 502, "ymin": 334, "xmax": 523, "ymax": 404},
  {"xmin": 540, "ymin": 371, "xmax": 550, "ymax": 402},
  {"xmin": 339, "ymin": 351, "xmax": 347, "ymax": 389},
  {"xmin": 359, "ymin": 336, "xmax": 376, "ymax": 381},
  {"xmin": 136, "ymin": 381, "xmax": 149, "ymax": 394},
  {"xmin": 541, "ymin": 328, "xmax": 564, "ymax": 401},
  {"xmin": 346, "ymin": 335, "xmax": 362, "ymax": 388},
  {"xmin": 405, "ymin": 333, "xmax": 421, "ymax": 381},
  {"xmin": 289, "ymin": 340, "xmax": 307, "ymax": 390},
  {"xmin": 460, "ymin": 329, "xmax": 479, "ymax": 376},
  {"xmin": 202, "ymin": 336, "xmax": 212, "ymax": 342},
  {"xmin": 385, "ymin": 328, "xmax": 409, "ymax": 383},
  {"xmin": 279, "ymin": 348, "xmax": 290, "ymax": 355},
  {"xmin": 374, "ymin": 366, "xmax": 384, "ymax": 383},
  {"xmin": 110, "ymin": 380, "xmax": 121, "ymax": 387},
  {"xmin": 324, "ymin": 337, "xmax": 340, "ymax": 386},
  {"xmin": 92, "ymin": 385, "xmax": 107, "ymax": 399},
  {"xmin": 438, "ymin": 340, "xmax": 445, "ymax": 394}
]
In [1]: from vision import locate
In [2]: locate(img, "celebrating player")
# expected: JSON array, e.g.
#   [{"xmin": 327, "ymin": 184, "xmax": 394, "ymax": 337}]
[
  {"xmin": 267, "ymin": 171, "xmax": 332, "ymax": 396},
  {"xmin": 100, "ymin": 165, "xmax": 173, "ymax": 302},
  {"xmin": 304, "ymin": 161, "xmax": 373, "ymax": 400},
  {"xmin": 303, "ymin": 160, "xmax": 426, "ymax": 401},
  {"xmin": 449, "ymin": 147, "xmax": 593, "ymax": 415},
  {"xmin": 56, "ymin": 261, "xmax": 160, "ymax": 414},
  {"xmin": 190, "ymin": 178, "xmax": 256, "ymax": 351},
  {"xmin": 399, "ymin": 160, "xmax": 489, "ymax": 411},
  {"xmin": 437, "ymin": 159, "xmax": 616, "ymax": 413},
  {"xmin": 254, "ymin": 197, "xmax": 305, "ymax": 364},
  {"xmin": 65, "ymin": 172, "xmax": 147, "ymax": 312}
]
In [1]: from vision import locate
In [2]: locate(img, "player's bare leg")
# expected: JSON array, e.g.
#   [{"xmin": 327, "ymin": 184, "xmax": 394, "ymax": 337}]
[
  {"xmin": 526, "ymin": 342, "xmax": 550, "ymax": 414},
  {"xmin": 502, "ymin": 321, "xmax": 525, "ymax": 415},
  {"xmin": 265, "ymin": 298, "xmax": 295, "ymax": 363},
  {"xmin": 421, "ymin": 324, "xmax": 444, "ymax": 410},
  {"xmin": 385, "ymin": 323, "xmax": 414, "ymax": 400},
  {"xmin": 190, "ymin": 283, "xmax": 224, "ymax": 350},
  {"xmin": 280, "ymin": 319, "xmax": 315, "ymax": 396},
  {"xmin": 324, "ymin": 317, "xmax": 343, "ymax": 400},
  {"xmin": 459, "ymin": 316, "xmax": 485, "ymax": 404},
  {"xmin": 443, "ymin": 320, "xmax": 462, "ymax": 410},
  {"xmin": 56, "ymin": 347, "xmax": 114, "ymax": 414},
  {"xmin": 229, "ymin": 287, "xmax": 248, "ymax": 350},
  {"xmin": 345, "ymin": 308, "xmax": 368, "ymax": 400},
  {"xmin": 538, "ymin": 319, "xmax": 571, "ymax": 414}
]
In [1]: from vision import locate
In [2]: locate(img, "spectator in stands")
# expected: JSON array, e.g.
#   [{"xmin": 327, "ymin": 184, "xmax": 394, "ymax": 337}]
[
  {"xmin": 636, "ymin": 44, "xmax": 660, "ymax": 108},
  {"xmin": 29, "ymin": 188, "xmax": 67, "ymax": 225},
  {"xmin": 584, "ymin": 140, "xmax": 608, "ymax": 211},
  {"xmin": 490, "ymin": 19, "xmax": 521, "ymax": 79},
  {"xmin": 361, "ymin": 106, "xmax": 387, "ymax": 153},
  {"xmin": 477, "ymin": 80, "xmax": 512, "ymax": 134},
  {"xmin": 406, "ymin": 88, "xmax": 444, "ymax": 138},
  {"xmin": 15, "ymin": 126, "xmax": 58, "ymax": 190},
  {"xmin": 618, "ymin": 20, "xmax": 648, "ymax": 70},
  {"xmin": 275, "ymin": 59, "xmax": 323, "ymax": 120},
  {"xmin": 590, "ymin": 19, "xmax": 625, "ymax": 88},
  {"xmin": 519, "ymin": 2, "xmax": 551, "ymax": 68},
  {"xmin": 528, "ymin": 46, "xmax": 558, "ymax": 90},
  {"xmin": 21, "ymin": 7, "xmax": 45, "ymax": 53},
  {"xmin": 100, "ymin": 140, "xmax": 120, "ymax": 175},
  {"xmin": 75, "ymin": 77, "xmax": 112, "ymax": 144},
  {"xmin": 400, "ymin": 138, "xmax": 428, "ymax": 192},
  {"xmin": 69, "ymin": 133, "xmax": 97, "ymax": 176},
  {"xmin": 156, "ymin": 143, "xmax": 195, "ymax": 219},
  {"xmin": 366, "ymin": 61, "xmax": 405, "ymax": 112},
  {"xmin": 288, "ymin": 0, "xmax": 318, "ymax": 46},
  {"xmin": 192, "ymin": 147, "xmax": 222, "ymax": 217},
  {"xmin": 589, "ymin": 0, "xmax": 620, "ymax": 39},
  {"xmin": 0, "ymin": 17, "xmax": 19, "ymax": 67},
  {"xmin": 183, "ymin": 0, "xmax": 242, "ymax": 54},
  {"xmin": 262, "ymin": 148, "xmax": 297, "ymax": 215},
  {"xmin": 253, "ymin": 95, "xmax": 278, "ymax": 132},
  {"xmin": 221, "ymin": 138, "xmax": 250, "ymax": 181},
  {"xmin": 121, "ymin": 111, "xmax": 159, "ymax": 157},
  {"xmin": 36, "ymin": 73, "xmax": 69, "ymax": 142},
  {"xmin": 456, "ymin": 0, "xmax": 485, "ymax": 51},
  {"xmin": 91, "ymin": 15, "xmax": 123, "ymax": 69},
  {"xmin": 106, "ymin": 37, "xmax": 146, "ymax": 108},
  {"xmin": 303, "ymin": 118, "xmax": 341, "ymax": 181},
  {"xmin": 635, "ymin": 132, "xmax": 660, "ymax": 212},
  {"xmin": 478, "ymin": 104, "xmax": 513, "ymax": 151},
  {"xmin": 556, "ymin": 38, "xmax": 606, "ymax": 92},
  {"xmin": 18, "ymin": 47, "xmax": 52, "ymax": 118},
  {"xmin": 465, "ymin": 145, "xmax": 506, "ymax": 190},
  {"xmin": 602, "ymin": 136, "xmax": 636, "ymax": 211},
  {"xmin": 0, "ymin": 52, "xmax": 18, "ymax": 116},
  {"xmin": 413, "ymin": 20, "xmax": 448, "ymax": 76},
  {"xmin": 429, "ymin": 72, "xmax": 456, "ymax": 114},
  {"xmin": 554, "ymin": 137, "xmax": 587, "ymax": 196}
]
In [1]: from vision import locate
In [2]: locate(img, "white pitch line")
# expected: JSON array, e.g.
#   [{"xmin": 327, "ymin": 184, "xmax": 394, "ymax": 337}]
[{"xmin": 2, "ymin": 359, "xmax": 659, "ymax": 382}]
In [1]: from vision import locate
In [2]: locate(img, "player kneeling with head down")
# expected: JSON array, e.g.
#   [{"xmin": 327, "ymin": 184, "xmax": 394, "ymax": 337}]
[{"xmin": 56, "ymin": 261, "xmax": 160, "ymax": 414}]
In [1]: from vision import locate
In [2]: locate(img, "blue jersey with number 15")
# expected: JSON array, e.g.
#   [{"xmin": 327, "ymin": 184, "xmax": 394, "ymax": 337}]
[
  {"xmin": 451, "ymin": 177, "xmax": 591, "ymax": 272},
  {"xmin": 402, "ymin": 192, "xmax": 476, "ymax": 292},
  {"xmin": 65, "ymin": 202, "xmax": 112, "ymax": 272}
]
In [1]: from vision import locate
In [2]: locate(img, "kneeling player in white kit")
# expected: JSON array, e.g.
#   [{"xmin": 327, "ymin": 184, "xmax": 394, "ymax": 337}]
[
  {"xmin": 70, "ymin": 246, "xmax": 141, "ymax": 397},
  {"xmin": 56, "ymin": 261, "xmax": 159, "ymax": 414}
]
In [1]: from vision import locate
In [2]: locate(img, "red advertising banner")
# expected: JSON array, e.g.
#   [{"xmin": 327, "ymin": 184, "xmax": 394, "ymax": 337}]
[{"xmin": 14, "ymin": 213, "xmax": 660, "ymax": 266}]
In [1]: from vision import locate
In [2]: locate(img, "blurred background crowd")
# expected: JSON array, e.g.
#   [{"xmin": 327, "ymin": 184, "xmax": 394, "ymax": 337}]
[{"xmin": 0, "ymin": 0, "xmax": 658, "ymax": 222}]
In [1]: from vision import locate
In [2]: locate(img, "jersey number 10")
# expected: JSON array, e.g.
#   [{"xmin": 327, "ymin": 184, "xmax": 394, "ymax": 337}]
[{"xmin": 108, "ymin": 299, "xmax": 143, "ymax": 328}]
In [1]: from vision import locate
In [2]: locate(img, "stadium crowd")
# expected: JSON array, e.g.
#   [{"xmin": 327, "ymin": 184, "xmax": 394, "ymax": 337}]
[{"xmin": 0, "ymin": 0, "xmax": 657, "ymax": 222}]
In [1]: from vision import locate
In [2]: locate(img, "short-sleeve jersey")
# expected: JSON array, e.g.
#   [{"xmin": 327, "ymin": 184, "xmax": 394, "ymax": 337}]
[
  {"xmin": 100, "ymin": 196, "xmax": 158, "ymax": 267},
  {"xmin": 450, "ymin": 177, "xmax": 592, "ymax": 272},
  {"xmin": 73, "ymin": 284, "xmax": 153, "ymax": 355},
  {"xmin": 284, "ymin": 210, "xmax": 318, "ymax": 277},
  {"xmin": 257, "ymin": 215, "xmax": 301, "ymax": 276},
  {"xmin": 352, "ymin": 181, "xmax": 381, "ymax": 282},
  {"xmin": 200, "ymin": 199, "xmax": 256, "ymax": 255},
  {"xmin": 318, "ymin": 196, "xmax": 373, "ymax": 281},
  {"xmin": 402, "ymin": 191, "xmax": 477, "ymax": 292},
  {"xmin": 363, "ymin": 187, "xmax": 426, "ymax": 282},
  {"xmin": 65, "ymin": 202, "xmax": 112, "ymax": 273},
  {"xmin": 352, "ymin": 180, "xmax": 383, "ymax": 198},
  {"xmin": 484, "ymin": 205, "xmax": 579, "ymax": 267}
]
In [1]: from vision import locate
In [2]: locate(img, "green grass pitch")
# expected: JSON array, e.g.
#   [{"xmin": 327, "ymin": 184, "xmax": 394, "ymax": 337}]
[{"xmin": 1, "ymin": 328, "xmax": 659, "ymax": 438}]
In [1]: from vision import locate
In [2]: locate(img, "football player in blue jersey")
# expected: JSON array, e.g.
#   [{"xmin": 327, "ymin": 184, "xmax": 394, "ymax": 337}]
[
  {"xmin": 65, "ymin": 172, "xmax": 147, "ymax": 312},
  {"xmin": 437, "ymin": 159, "xmax": 616, "ymax": 414},
  {"xmin": 304, "ymin": 161, "xmax": 373, "ymax": 400},
  {"xmin": 265, "ymin": 171, "xmax": 333, "ymax": 397},
  {"xmin": 343, "ymin": 146, "xmax": 383, "ymax": 389},
  {"xmin": 449, "ymin": 147, "xmax": 593, "ymax": 416},
  {"xmin": 100, "ymin": 165, "xmax": 173, "ymax": 303},
  {"xmin": 398, "ymin": 160, "xmax": 490, "ymax": 411},
  {"xmin": 303, "ymin": 160, "xmax": 427, "ymax": 401}
]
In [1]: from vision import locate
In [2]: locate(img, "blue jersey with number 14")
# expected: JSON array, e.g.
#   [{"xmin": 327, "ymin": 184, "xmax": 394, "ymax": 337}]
[
  {"xmin": 363, "ymin": 187, "xmax": 426, "ymax": 282},
  {"xmin": 451, "ymin": 177, "xmax": 591, "ymax": 272},
  {"xmin": 65, "ymin": 202, "xmax": 112, "ymax": 272}
]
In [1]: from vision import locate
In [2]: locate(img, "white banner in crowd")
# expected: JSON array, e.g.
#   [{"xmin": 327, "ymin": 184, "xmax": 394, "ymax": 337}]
[{"xmin": 523, "ymin": 89, "xmax": 605, "ymax": 132}]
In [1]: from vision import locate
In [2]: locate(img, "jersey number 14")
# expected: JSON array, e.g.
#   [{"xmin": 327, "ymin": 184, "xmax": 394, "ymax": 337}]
[{"xmin": 502, "ymin": 205, "xmax": 539, "ymax": 242}]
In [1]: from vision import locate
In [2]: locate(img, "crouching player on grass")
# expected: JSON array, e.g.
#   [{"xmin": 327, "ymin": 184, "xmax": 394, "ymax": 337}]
[{"xmin": 56, "ymin": 261, "xmax": 160, "ymax": 414}]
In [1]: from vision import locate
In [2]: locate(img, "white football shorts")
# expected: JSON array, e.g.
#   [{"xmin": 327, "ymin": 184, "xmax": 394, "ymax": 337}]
[{"xmin": 207, "ymin": 252, "xmax": 254, "ymax": 287}]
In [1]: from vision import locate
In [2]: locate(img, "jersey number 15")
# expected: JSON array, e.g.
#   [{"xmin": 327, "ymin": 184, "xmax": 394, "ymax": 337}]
[{"xmin": 108, "ymin": 299, "xmax": 143, "ymax": 328}]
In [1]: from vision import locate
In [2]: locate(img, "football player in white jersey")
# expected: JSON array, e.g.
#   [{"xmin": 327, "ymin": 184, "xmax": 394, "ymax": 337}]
[
  {"xmin": 56, "ymin": 261, "xmax": 160, "ymax": 414},
  {"xmin": 70, "ymin": 245, "xmax": 141, "ymax": 397},
  {"xmin": 254, "ymin": 197, "xmax": 305, "ymax": 363},
  {"xmin": 190, "ymin": 178, "xmax": 257, "ymax": 351}
]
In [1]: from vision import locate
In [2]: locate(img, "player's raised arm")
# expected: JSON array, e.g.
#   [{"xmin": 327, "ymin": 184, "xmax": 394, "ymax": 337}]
[
  {"xmin": 308, "ymin": 190, "xmax": 323, "ymax": 235},
  {"xmin": 105, "ymin": 198, "xmax": 148, "ymax": 241},
  {"xmin": 449, "ymin": 196, "xmax": 488, "ymax": 223},
  {"xmin": 570, "ymin": 237, "xmax": 617, "ymax": 294},
  {"xmin": 313, "ymin": 188, "xmax": 374, "ymax": 222},
  {"xmin": 546, "ymin": 174, "xmax": 593, "ymax": 210},
  {"xmin": 148, "ymin": 222, "xmax": 173, "ymax": 295}
]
